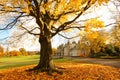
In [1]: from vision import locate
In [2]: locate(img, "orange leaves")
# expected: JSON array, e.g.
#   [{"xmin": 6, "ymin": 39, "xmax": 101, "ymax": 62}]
[{"xmin": 0, "ymin": 63, "xmax": 120, "ymax": 80}]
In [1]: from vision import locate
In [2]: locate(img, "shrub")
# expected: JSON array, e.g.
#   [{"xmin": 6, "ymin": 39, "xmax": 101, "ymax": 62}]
[
  {"xmin": 114, "ymin": 46, "xmax": 120, "ymax": 56},
  {"xmin": 8, "ymin": 50, "xmax": 21, "ymax": 56},
  {"xmin": 105, "ymin": 44, "xmax": 116, "ymax": 56},
  {"xmin": 93, "ymin": 52, "xmax": 108, "ymax": 58},
  {"xmin": 27, "ymin": 51, "xmax": 39, "ymax": 55}
]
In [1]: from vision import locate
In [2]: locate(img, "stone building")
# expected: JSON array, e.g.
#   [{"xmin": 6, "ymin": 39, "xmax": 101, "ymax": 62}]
[{"xmin": 56, "ymin": 41, "xmax": 90, "ymax": 57}]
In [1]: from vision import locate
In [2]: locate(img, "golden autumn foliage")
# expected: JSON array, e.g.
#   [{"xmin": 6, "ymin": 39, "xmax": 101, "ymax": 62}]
[
  {"xmin": 110, "ymin": 24, "xmax": 120, "ymax": 44},
  {"xmin": 0, "ymin": 0, "xmax": 109, "ymax": 15},
  {"xmin": 88, "ymin": 32, "xmax": 107, "ymax": 54},
  {"xmin": 79, "ymin": 30, "xmax": 107, "ymax": 54},
  {"xmin": 0, "ymin": 63, "xmax": 119, "ymax": 80},
  {"xmin": 84, "ymin": 18, "xmax": 104, "ymax": 32},
  {"xmin": 86, "ymin": 31, "xmax": 99, "ymax": 39},
  {"xmin": 0, "ymin": 0, "xmax": 109, "ymax": 35}
]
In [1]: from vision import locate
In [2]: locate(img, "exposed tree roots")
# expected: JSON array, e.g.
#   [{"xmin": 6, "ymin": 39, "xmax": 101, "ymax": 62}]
[{"xmin": 26, "ymin": 65, "xmax": 65, "ymax": 75}]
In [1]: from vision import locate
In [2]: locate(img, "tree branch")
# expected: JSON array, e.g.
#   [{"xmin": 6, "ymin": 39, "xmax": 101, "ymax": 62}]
[
  {"xmin": 105, "ymin": 22, "xmax": 119, "ymax": 27},
  {"xmin": 20, "ymin": 26, "xmax": 40, "ymax": 35},
  {"xmin": 58, "ymin": 33, "xmax": 80, "ymax": 39},
  {"xmin": 50, "ymin": 10, "xmax": 80, "ymax": 21},
  {"xmin": 52, "ymin": 0, "xmax": 93, "ymax": 37},
  {"xmin": 0, "ymin": 13, "xmax": 23, "ymax": 30}
]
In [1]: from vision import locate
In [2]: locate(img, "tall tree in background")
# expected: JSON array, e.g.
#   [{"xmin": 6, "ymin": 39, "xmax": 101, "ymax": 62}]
[
  {"xmin": 0, "ymin": 0, "xmax": 109, "ymax": 72},
  {"xmin": 110, "ymin": 24, "xmax": 120, "ymax": 54},
  {"xmin": 110, "ymin": 24, "xmax": 120, "ymax": 44}
]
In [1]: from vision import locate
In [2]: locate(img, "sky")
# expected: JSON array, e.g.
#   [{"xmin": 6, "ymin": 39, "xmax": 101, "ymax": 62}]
[{"xmin": 0, "ymin": 1, "xmax": 120, "ymax": 51}]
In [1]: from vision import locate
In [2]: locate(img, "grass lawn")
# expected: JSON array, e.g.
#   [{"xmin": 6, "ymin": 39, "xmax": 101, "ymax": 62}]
[
  {"xmin": 0, "ymin": 56, "xmax": 120, "ymax": 79},
  {"xmin": 0, "ymin": 55, "xmax": 72, "ymax": 70},
  {"xmin": 0, "ymin": 55, "xmax": 40, "ymax": 70},
  {"xmin": 0, "ymin": 55, "xmax": 119, "ymax": 70}
]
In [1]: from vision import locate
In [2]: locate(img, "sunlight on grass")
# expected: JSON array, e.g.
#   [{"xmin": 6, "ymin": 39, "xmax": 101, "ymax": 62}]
[
  {"xmin": 0, "ymin": 56, "xmax": 72, "ymax": 70},
  {"xmin": 0, "ymin": 55, "xmax": 39, "ymax": 62},
  {"xmin": 0, "ymin": 55, "xmax": 39, "ymax": 70}
]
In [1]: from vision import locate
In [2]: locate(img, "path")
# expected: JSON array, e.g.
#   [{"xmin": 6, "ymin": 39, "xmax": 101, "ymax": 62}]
[{"xmin": 71, "ymin": 57, "xmax": 120, "ymax": 68}]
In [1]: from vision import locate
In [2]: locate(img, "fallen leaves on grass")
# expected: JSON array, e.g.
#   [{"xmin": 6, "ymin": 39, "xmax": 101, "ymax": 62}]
[{"xmin": 0, "ymin": 63, "xmax": 120, "ymax": 80}]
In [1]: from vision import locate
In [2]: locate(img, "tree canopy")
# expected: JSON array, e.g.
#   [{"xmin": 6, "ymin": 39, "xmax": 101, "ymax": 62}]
[{"xmin": 0, "ymin": 0, "xmax": 109, "ymax": 36}]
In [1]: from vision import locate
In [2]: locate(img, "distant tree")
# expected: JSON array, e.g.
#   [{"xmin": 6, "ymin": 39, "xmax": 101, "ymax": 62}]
[
  {"xmin": 4, "ymin": 47, "xmax": 9, "ymax": 56},
  {"xmin": 8, "ymin": 50, "xmax": 21, "ymax": 56},
  {"xmin": 88, "ymin": 32, "xmax": 106, "ymax": 53},
  {"xmin": 0, "ymin": 45, "xmax": 4, "ymax": 57},
  {"xmin": 52, "ymin": 48, "xmax": 57, "ymax": 55},
  {"xmin": 80, "ymin": 18, "xmax": 107, "ymax": 57},
  {"xmin": 0, "ymin": 45, "xmax": 4, "ymax": 53},
  {"xmin": 110, "ymin": 24, "xmax": 120, "ymax": 44},
  {"xmin": 108, "ymin": 24, "xmax": 120, "ymax": 55},
  {"xmin": 19, "ymin": 48, "xmax": 28, "ymax": 56}
]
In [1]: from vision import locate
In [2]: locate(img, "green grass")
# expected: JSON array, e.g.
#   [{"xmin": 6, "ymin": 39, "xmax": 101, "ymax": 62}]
[
  {"xmin": 0, "ymin": 55, "xmax": 72, "ymax": 70},
  {"xmin": 99, "ymin": 56, "xmax": 120, "ymax": 59},
  {"xmin": 54, "ymin": 58, "xmax": 71, "ymax": 63},
  {"xmin": 0, "ymin": 56, "xmax": 94, "ymax": 70},
  {"xmin": 0, "ymin": 55, "xmax": 40, "ymax": 70},
  {"xmin": 0, "ymin": 55, "xmax": 40, "ymax": 62}
]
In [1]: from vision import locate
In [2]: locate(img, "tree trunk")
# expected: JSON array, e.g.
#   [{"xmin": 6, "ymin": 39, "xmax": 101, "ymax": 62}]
[{"xmin": 33, "ymin": 35, "xmax": 54, "ymax": 71}]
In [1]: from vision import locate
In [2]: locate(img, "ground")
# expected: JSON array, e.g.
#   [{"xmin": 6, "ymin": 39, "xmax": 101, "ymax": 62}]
[
  {"xmin": 0, "ymin": 63, "xmax": 120, "ymax": 80},
  {"xmin": 0, "ymin": 56, "xmax": 120, "ymax": 80},
  {"xmin": 71, "ymin": 57, "xmax": 120, "ymax": 68}
]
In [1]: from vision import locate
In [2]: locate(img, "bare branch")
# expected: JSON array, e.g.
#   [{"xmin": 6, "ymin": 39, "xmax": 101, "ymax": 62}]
[
  {"xmin": 0, "ymin": 13, "xmax": 23, "ymax": 30},
  {"xmin": 62, "ymin": 26, "xmax": 84, "ymax": 31},
  {"xmin": 58, "ymin": 33, "xmax": 80, "ymax": 39},
  {"xmin": 20, "ymin": 26, "xmax": 40, "ymax": 35},
  {"xmin": 5, "ymin": 32, "xmax": 27, "ymax": 45},
  {"xmin": 105, "ymin": 22, "xmax": 119, "ymax": 27}
]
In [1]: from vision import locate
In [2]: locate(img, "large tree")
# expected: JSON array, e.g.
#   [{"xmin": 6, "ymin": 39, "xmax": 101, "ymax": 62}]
[{"xmin": 0, "ymin": 0, "xmax": 111, "ymax": 72}]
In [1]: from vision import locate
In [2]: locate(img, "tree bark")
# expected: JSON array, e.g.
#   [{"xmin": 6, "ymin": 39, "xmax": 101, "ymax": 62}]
[{"xmin": 33, "ymin": 35, "xmax": 54, "ymax": 71}]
